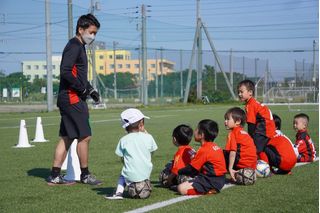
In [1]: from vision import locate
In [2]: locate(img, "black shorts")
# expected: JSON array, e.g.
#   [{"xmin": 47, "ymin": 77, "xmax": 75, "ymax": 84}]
[
  {"xmin": 190, "ymin": 174, "xmax": 225, "ymax": 193},
  {"xmin": 253, "ymin": 134, "xmax": 270, "ymax": 153},
  {"xmin": 59, "ymin": 101, "xmax": 91, "ymax": 140}
]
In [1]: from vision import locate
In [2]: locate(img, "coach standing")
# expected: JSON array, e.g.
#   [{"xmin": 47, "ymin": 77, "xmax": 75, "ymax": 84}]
[{"xmin": 47, "ymin": 14, "xmax": 102, "ymax": 185}]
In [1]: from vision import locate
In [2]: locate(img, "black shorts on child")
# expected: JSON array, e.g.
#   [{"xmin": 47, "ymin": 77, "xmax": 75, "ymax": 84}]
[
  {"xmin": 191, "ymin": 174, "xmax": 226, "ymax": 193},
  {"xmin": 59, "ymin": 101, "xmax": 91, "ymax": 140}
]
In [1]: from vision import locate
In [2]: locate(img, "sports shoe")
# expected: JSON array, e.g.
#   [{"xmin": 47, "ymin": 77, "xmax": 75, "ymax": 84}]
[
  {"xmin": 104, "ymin": 193, "xmax": 124, "ymax": 200},
  {"xmin": 80, "ymin": 173, "xmax": 102, "ymax": 186},
  {"xmin": 46, "ymin": 175, "xmax": 76, "ymax": 186}
]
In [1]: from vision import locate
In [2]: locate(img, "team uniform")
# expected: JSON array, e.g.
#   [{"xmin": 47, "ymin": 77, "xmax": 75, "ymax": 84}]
[
  {"xmin": 224, "ymin": 126, "xmax": 257, "ymax": 170},
  {"xmin": 57, "ymin": 37, "xmax": 93, "ymax": 140},
  {"xmin": 260, "ymin": 134, "xmax": 297, "ymax": 173},
  {"xmin": 188, "ymin": 142, "xmax": 227, "ymax": 194},
  {"xmin": 245, "ymin": 97, "xmax": 276, "ymax": 153},
  {"xmin": 295, "ymin": 130, "xmax": 316, "ymax": 162},
  {"xmin": 171, "ymin": 145, "xmax": 196, "ymax": 176}
]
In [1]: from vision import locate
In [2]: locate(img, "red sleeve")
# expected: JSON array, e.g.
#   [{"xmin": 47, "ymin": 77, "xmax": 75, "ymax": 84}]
[
  {"xmin": 190, "ymin": 148, "xmax": 206, "ymax": 171},
  {"xmin": 246, "ymin": 101, "xmax": 256, "ymax": 124},
  {"xmin": 225, "ymin": 132, "xmax": 237, "ymax": 151}
]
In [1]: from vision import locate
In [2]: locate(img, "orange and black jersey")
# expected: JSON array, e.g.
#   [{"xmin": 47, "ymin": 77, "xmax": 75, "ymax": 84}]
[
  {"xmin": 57, "ymin": 37, "xmax": 91, "ymax": 107},
  {"xmin": 190, "ymin": 142, "xmax": 227, "ymax": 177},
  {"xmin": 245, "ymin": 97, "xmax": 276, "ymax": 139},
  {"xmin": 225, "ymin": 126, "xmax": 257, "ymax": 169},
  {"xmin": 265, "ymin": 135, "xmax": 297, "ymax": 171},
  {"xmin": 171, "ymin": 145, "xmax": 195, "ymax": 175},
  {"xmin": 295, "ymin": 130, "xmax": 316, "ymax": 162}
]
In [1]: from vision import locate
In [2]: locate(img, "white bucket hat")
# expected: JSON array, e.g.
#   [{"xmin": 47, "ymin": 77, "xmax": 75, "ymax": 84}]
[{"xmin": 120, "ymin": 108, "xmax": 150, "ymax": 128}]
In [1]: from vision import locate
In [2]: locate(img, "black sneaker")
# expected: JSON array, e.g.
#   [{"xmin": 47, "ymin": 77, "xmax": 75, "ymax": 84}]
[
  {"xmin": 46, "ymin": 175, "xmax": 76, "ymax": 186},
  {"xmin": 80, "ymin": 174, "xmax": 102, "ymax": 186}
]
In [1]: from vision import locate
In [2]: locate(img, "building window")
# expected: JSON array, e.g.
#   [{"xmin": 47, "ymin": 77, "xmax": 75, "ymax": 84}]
[
  {"xmin": 110, "ymin": 64, "xmax": 114, "ymax": 69},
  {"xmin": 43, "ymin": 74, "xmax": 47, "ymax": 79},
  {"xmin": 100, "ymin": 66, "xmax": 104, "ymax": 70},
  {"xmin": 35, "ymin": 74, "xmax": 39, "ymax": 79},
  {"xmin": 118, "ymin": 64, "xmax": 123, "ymax": 69},
  {"xmin": 134, "ymin": 64, "xmax": 139, "ymax": 68},
  {"xmin": 126, "ymin": 64, "xmax": 130, "ymax": 68},
  {"xmin": 151, "ymin": 64, "xmax": 156, "ymax": 68},
  {"xmin": 34, "ymin": 65, "xmax": 39, "ymax": 70},
  {"xmin": 26, "ymin": 65, "xmax": 31, "ymax": 70},
  {"xmin": 43, "ymin": 65, "xmax": 47, "ymax": 69},
  {"xmin": 52, "ymin": 65, "xmax": 56, "ymax": 70},
  {"xmin": 99, "ymin": 55, "xmax": 104, "ymax": 60},
  {"xmin": 109, "ymin": 55, "xmax": 113, "ymax": 59},
  {"xmin": 27, "ymin": 75, "xmax": 31, "ymax": 79},
  {"xmin": 116, "ymin": 54, "xmax": 124, "ymax": 60}
]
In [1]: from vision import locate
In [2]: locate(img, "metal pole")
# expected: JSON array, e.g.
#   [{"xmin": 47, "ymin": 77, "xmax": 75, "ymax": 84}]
[
  {"xmin": 302, "ymin": 59, "xmax": 305, "ymax": 87},
  {"xmin": 67, "ymin": 0, "xmax": 73, "ymax": 40},
  {"xmin": 295, "ymin": 59, "xmax": 297, "ymax": 87},
  {"xmin": 160, "ymin": 47, "xmax": 164, "ymax": 99},
  {"xmin": 230, "ymin": 48, "xmax": 233, "ymax": 89},
  {"xmin": 180, "ymin": 49, "xmax": 183, "ymax": 98},
  {"xmin": 141, "ymin": 4, "xmax": 148, "ymax": 105},
  {"xmin": 155, "ymin": 49, "xmax": 158, "ymax": 99},
  {"xmin": 313, "ymin": 40, "xmax": 317, "ymax": 84},
  {"xmin": 113, "ymin": 41, "xmax": 117, "ymax": 99},
  {"xmin": 254, "ymin": 58, "xmax": 258, "ymax": 83},
  {"xmin": 196, "ymin": 0, "xmax": 202, "ymax": 99},
  {"xmin": 90, "ymin": 0, "xmax": 97, "ymax": 90},
  {"xmin": 45, "ymin": 0, "xmax": 53, "ymax": 112},
  {"xmin": 242, "ymin": 56, "xmax": 245, "ymax": 80},
  {"xmin": 214, "ymin": 58, "xmax": 217, "ymax": 91}
]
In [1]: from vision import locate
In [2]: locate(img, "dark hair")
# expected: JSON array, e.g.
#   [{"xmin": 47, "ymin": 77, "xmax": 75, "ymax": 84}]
[
  {"xmin": 125, "ymin": 119, "xmax": 144, "ymax": 132},
  {"xmin": 273, "ymin": 114, "xmax": 281, "ymax": 130},
  {"xmin": 294, "ymin": 113, "xmax": 309, "ymax": 124},
  {"xmin": 238, "ymin": 79, "xmax": 255, "ymax": 96},
  {"xmin": 197, "ymin": 119, "xmax": 219, "ymax": 142},
  {"xmin": 172, "ymin": 124, "xmax": 193, "ymax": 145},
  {"xmin": 224, "ymin": 107, "xmax": 246, "ymax": 126},
  {"xmin": 76, "ymin": 14, "xmax": 100, "ymax": 35}
]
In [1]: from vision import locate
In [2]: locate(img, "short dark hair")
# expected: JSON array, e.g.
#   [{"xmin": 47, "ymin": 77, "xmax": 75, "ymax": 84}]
[
  {"xmin": 238, "ymin": 79, "xmax": 255, "ymax": 96},
  {"xmin": 224, "ymin": 107, "xmax": 246, "ymax": 126},
  {"xmin": 76, "ymin": 14, "xmax": 100, "ymax": 35},
  {"xmin": 294, "ymin": 113, "xmax": 309, "ymax": 125},
  {"xmin": 125, "ymin": 119, "xmax": 144, "ymax": 132},
  {"xmin": 273, "ymin": 114, "xmax": 281, "ymax": 130},
  {"xmin": 197, "ymin": 119, "xmax": 219, "ymax": 142},
  {"xmin": 172, "ymin": 124, "xmax": 193, "ymax": 145}
]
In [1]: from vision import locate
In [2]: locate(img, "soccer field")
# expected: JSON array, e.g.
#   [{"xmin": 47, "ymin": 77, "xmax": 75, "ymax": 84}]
[{"xmin": 0, "ymin": 104, "xmax": 318, "ymax": 212}]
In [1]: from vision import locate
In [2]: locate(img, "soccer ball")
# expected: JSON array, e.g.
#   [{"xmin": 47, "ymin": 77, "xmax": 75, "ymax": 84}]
[
  {"xmin": 235, "ymin": 168, "xmax": 256, "ymax": 185},
  {"xmin": 128, "ymin": 180, "xmax": 152, "ymax": 199},
  {"xmin": 159, "ymin": 161, "xmax": 173, "ymax": 187},
  {"xmin": 256, "ymin": 160, "xmax": 271, "ymax": 178}
]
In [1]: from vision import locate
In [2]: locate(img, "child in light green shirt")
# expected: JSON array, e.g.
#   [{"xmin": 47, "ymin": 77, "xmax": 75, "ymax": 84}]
[{"xmin": 105, "ymin": 108, "xmax": 158, "ymax": 200}]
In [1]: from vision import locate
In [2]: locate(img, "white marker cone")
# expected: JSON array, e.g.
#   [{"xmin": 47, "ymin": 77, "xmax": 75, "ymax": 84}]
[
  {"xmin": 14, "ymin": 120, "xmax": 34, "ymax": 148},
  {"xmin": 32, "ymin": 117, "xmax": 48, "ymax": 142},
  {"xmin": 64, "ymin": 139, "xmax": 81, "ymax": 181}
]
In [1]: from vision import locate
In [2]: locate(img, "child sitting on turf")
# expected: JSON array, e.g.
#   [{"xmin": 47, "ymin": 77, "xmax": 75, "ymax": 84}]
[
  {"xmin": 223, "ymin": 107, "xmax": 257, "ymax": 182},
  {"xmin": 259, "ymin": 114, "xmax": 297, "ymax": 174},
  {"xmin": 293, "ymin": 113, "xmax": 316, "ymax": 162},
  {"xmin": 161, "ymin": 124, "xmax": 196, "ymax": 188},
  {"xmin": 237, "ymin": 80, "xmax": 276, "ymax": 158},
  {"xmin": 105, "ymin": 108, "xmax": 158, "ymax": 200},
  {"xmin": 177, "ymin": 119, "xmax": 227, "ymax": 195}
]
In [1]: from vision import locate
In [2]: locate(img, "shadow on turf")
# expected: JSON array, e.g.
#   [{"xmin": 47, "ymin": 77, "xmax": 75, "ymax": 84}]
[
  {"xmin": 27, "ymin": 168, "xmax": 50, "ymax": 179},
  {"xmin": 92, "ymin": 187, "xmax": 118, "ymax": 196}
]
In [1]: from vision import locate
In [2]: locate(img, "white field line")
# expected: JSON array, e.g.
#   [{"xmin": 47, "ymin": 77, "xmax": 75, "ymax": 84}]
[
  {"xmin": 0, "ymin": 115, "xmax": 177, "ymax": 129},
  {"xmin": 125, "ymin": 158, "xmax": 319, "ymax": 213}
]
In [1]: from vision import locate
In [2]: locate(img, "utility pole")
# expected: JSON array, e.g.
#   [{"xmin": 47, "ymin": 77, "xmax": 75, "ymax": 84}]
[
  {"xmin": 214, "ymin": 58, "xmax": 217, "ymax": 91},
  {"xmin": 254, "ymin": 58, "xmax": 259, "ymax": 83},
  {"xmin": 67, "ymin": 0, "xmax": 73, "ymax": 40},
  {"xmin": 230, "ymin": 48, "xmax": 233, "ymax": 88},
  {"xmin": 302, "ymin": 59, "xmax": 305, "ymax": 87},
  {"xmin": 90, "ymin": 0, "xmax": 100, "ymax": 90},
  {"xmin": 294, "ymin": 60, "xmax": 298, "ymax": 87},
  {"xmin": 141, "ymin": 4, "xmax": 148, "ymax": 105},
  {"xmin": 196, "ymin": 0, "xmax": 202, "ymax": 99},
  {"xmin": 242, "ymin": 56, "xmax": 245, "ymax": 80},
  {"xmin": 45, "ymin": 0, "xmax": 53, "ymax": 112},
  {"xmin": 264, "ymin": 60, "xmax": 269, "ymax": 103},
  {"xmin": 113, "ymin": 41, "xmax": 118, "ymax": 99},
  {"xmin": 312, "ymin": 40, "xmax": 317, "ymax": 85}
]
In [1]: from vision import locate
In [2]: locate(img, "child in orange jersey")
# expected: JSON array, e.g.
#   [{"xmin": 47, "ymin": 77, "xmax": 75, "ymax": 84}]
[
  {"xmin": 177, "ymin": 119, "xmax": 226, "ymax": 195},
  {"xmin": 165, "ymin": 124, "xmax": 196, "ymax": 187},
  {"xmin": 237, "ymin": 80, "xmax": 276, "ymax": 157},
  {"xmin": 223, "ymin": 107, "xmax": 257, "ymax": 181},
  {"xmin": 259, "ymin": 114, "xmax": 297, "ymax": 174},
  {"xmin": 293, "ymin": 113, "xmax": 316, "ymax": 162}
]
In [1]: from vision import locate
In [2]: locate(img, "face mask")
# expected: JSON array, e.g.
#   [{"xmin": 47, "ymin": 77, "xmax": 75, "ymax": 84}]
[{"xmin": 82, "ymin": 32, "xmax": 95, "ymax": 45}]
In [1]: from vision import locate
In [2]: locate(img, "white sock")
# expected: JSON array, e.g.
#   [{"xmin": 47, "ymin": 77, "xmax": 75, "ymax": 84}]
[{"xmin": 115, "ymin": 175, "xmax": 126, "ymax": 194}]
